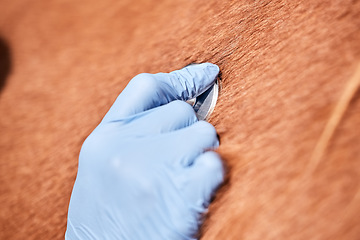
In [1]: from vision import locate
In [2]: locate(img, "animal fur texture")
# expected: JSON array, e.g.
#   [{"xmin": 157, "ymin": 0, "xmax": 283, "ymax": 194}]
[{"xmin": 0, "ymin": 0, "xmax": 359, "ymax": 239}]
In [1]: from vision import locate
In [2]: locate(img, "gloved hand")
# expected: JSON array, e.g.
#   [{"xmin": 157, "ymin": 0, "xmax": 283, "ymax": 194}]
[{"xmin": 66, "ymin": 63, "xmax": 224, "ymax": 240}]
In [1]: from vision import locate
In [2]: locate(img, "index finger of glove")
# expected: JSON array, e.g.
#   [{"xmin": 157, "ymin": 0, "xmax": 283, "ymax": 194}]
[{"xmin": 103, "ymin": 63, "xmax": 219, "ymax": 122}]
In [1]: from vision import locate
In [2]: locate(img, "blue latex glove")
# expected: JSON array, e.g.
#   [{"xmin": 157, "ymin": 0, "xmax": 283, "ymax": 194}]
[{"xmin": 66, "ymin": 63, "xmax": 224, "ymax": 240}]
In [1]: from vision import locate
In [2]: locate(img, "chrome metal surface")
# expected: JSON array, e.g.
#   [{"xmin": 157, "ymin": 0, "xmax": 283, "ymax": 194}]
[{"xmin": 186, "ymin": 76, "xmax": 220, "ymax": 121}]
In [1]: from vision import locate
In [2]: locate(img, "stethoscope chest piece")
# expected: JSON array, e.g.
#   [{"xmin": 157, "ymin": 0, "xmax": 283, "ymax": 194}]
[{"xmin": 186, "ymin": 76, "xmax": 220, "ymax": 121}]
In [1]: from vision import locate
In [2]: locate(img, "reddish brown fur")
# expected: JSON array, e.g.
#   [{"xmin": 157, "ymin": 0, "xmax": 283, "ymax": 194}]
[{"xmin": 1, "ymin": 0, "xmax": 360, "ymax": 239}]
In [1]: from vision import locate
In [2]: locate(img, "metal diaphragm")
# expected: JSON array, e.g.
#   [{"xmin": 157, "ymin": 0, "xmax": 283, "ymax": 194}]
[{"xmin": 186, "ymin": 76, "xmax": 220, "ymax": 121}]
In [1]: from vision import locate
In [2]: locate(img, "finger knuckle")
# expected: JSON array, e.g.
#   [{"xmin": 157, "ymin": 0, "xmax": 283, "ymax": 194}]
[
  {"xmin": 203, "ymin": 152, "xmax": 223, "ymax": 172},
  {"xmin": 197, "ymin": 121, "xmax": 218, "ymax": 138},
  {"xmin": 169, "ymin": 100, "xmax": 196, "ymax": 118},
  {"xmin": 131, "ymin": 73, "xmax": 158, "ymax": 91}
]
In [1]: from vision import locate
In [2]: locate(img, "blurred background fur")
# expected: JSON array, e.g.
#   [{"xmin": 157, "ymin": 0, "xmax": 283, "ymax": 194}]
[{"xmin": 1, "ymin": 0, "xmax": 360, "ymax": 239}]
